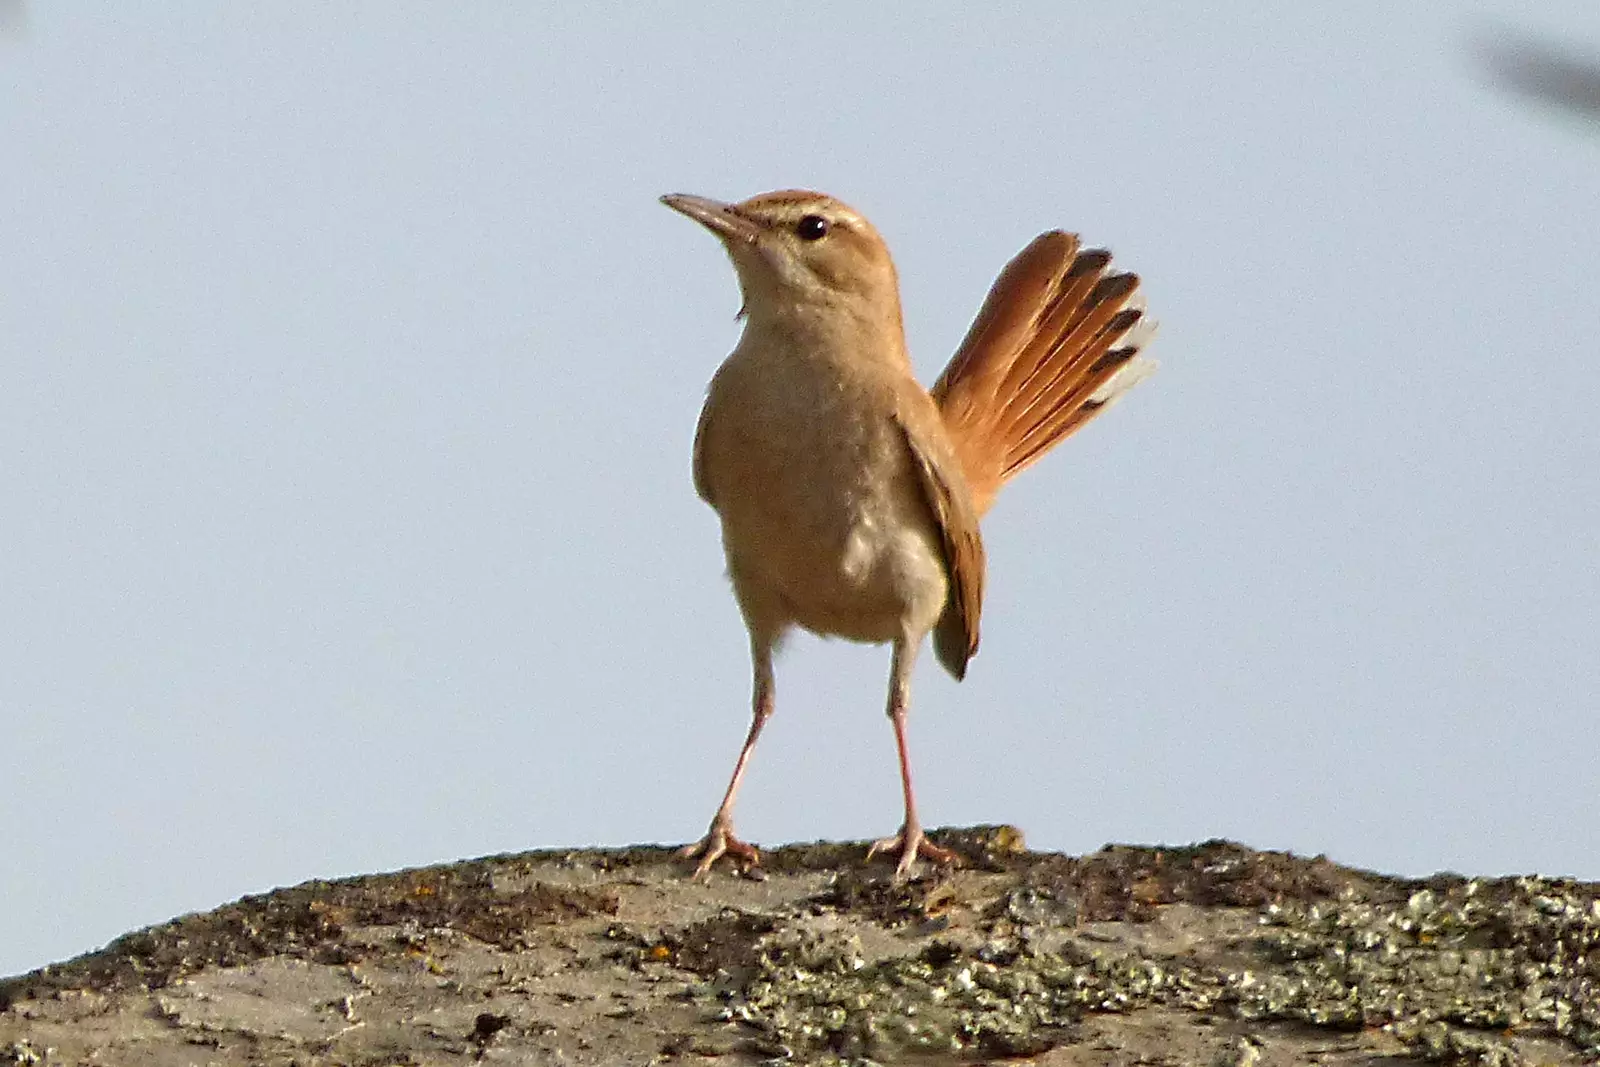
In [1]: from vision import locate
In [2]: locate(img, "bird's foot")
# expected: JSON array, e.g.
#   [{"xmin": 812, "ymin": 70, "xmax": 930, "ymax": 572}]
[
  {"xmin": 867, "ymin": 823, "xmax": 961, "ymax": 880},
  {"xmin": 678, "ymin": 818, "xmax": 761, "ymax": 878}
]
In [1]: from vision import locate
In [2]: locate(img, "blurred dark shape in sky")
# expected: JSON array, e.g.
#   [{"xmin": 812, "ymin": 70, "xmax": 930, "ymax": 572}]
[{"xmin": 1474, "ymin": 27, "xmax": 1600, "ymax": 120}]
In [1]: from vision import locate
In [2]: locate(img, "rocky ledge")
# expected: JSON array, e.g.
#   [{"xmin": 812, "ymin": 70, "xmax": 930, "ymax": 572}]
[{"xmin": 3, "ymin": 831, "xmax": 1598, "ymax": 1066}]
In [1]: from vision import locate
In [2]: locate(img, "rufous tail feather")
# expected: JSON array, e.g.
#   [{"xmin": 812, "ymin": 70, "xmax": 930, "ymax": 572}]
[{"xmin": 932, "ymin": 232, "xmax": 1156, "ymax": 514}]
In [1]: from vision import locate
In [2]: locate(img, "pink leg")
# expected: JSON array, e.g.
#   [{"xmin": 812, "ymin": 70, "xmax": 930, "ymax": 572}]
[
  {"xmin": 680, "ymin": 638, "xmax": 774, "ymax": 876},
  {"xmin": 867, "ymin": 638, "xmax": 960, "ymax": 878}
]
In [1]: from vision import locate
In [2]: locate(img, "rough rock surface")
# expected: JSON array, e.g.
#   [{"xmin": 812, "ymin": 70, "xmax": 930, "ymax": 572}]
[{"xmin": 4, "ymin": 830, "xmax": 1598, "ymax": 1066}]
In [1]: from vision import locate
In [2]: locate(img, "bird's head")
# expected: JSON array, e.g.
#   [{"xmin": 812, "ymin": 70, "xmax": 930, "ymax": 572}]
[{"xmin": 661, "ymin": 189, "xmax": 901, "ymax": 327}]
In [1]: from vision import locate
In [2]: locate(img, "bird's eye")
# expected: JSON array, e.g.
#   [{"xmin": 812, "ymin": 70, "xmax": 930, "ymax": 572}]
[{"xmin": 795, "ymin": 214, "xmax": 830, "ymax": 241}]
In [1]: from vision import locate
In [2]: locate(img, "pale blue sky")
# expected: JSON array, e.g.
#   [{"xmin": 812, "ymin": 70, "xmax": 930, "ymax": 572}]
[{"xmin": 3, "ymin": 5, "xmax": 1598, "ymax": 977}]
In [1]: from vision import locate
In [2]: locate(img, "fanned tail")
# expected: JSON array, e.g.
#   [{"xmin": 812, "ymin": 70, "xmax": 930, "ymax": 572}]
[{"xmin": 931, "ymin": 232, "xmax": 1156, "ymax": 514}]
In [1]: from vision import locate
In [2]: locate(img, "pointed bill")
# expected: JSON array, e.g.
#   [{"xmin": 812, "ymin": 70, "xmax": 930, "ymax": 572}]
[{"xmin": 660, "ymin": 193, "xmax": 763, "ymax": 244}]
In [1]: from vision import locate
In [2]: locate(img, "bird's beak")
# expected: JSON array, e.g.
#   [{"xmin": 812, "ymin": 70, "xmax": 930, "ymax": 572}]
[{"xmin": 660, "ymin": 193, "xmax": 763, "ymax": 245}]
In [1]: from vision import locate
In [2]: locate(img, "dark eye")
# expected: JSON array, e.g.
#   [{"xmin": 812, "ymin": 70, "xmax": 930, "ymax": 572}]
[{"xmin": 795, "ymin": 214, "xmax": 830, "ymax": 241}]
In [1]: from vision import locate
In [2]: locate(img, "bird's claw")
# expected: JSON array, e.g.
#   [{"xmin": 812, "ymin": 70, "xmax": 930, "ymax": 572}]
[
  {"xmin": 679, "ymin": 820, "xmax": 761, "ymax": 878},
  {"xmin": 867, "ymin": 824, "xmax": 961, "ymax": 880}
]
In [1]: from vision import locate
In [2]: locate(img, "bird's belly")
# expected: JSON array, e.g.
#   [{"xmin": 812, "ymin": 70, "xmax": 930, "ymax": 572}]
[
  {"xmin": 709, "ymin": 441, "xmax": 949, "ymax": 644},
  {"xmin": 697, "ymin": 345, "xmax": 954, "ymax": 644}
]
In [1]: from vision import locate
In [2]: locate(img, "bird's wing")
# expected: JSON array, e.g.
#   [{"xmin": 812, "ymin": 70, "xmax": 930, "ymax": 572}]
[
  {"xmin": 691, "ymin": 397, "xmax": 717, "ymax": 506},
  {"xmin": 893, "ymin": 388, "xmax": 986, "ymax": 680}
]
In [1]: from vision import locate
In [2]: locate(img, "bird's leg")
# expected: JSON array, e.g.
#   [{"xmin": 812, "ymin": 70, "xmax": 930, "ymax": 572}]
[
  {"xmin": 867, "ymin": 636, "xmax": 960, "ymax": 878},
  {"xmin": 679, "ymin": 633, "xmax": 773, "ymax": 877}
]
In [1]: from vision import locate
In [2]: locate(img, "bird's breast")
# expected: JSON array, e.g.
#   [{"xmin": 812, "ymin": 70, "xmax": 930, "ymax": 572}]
[{"xmin": 696, "ymin": 343, "xmax": 948, "ymax": 641}]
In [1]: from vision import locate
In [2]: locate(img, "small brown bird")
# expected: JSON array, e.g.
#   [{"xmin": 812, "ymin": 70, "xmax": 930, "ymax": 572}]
[{"xmin": 663, "ymin": 190, "xmax": 1155, "ymax": 878}]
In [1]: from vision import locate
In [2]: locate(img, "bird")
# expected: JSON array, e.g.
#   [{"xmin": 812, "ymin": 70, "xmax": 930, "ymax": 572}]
[{"xmin": 662, "ymin": 189, "xmax": 1155, "ymax": 878}]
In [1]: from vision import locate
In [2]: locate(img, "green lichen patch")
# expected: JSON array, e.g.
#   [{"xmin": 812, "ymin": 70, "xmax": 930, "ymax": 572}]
[
  {"xmin": 1238, "ymin": 876, "xmax": 1600, "ymax": 1058},
  {"xmin": 697, "ymin": 859, "xmax": 1600, "ymax": 1065}
]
